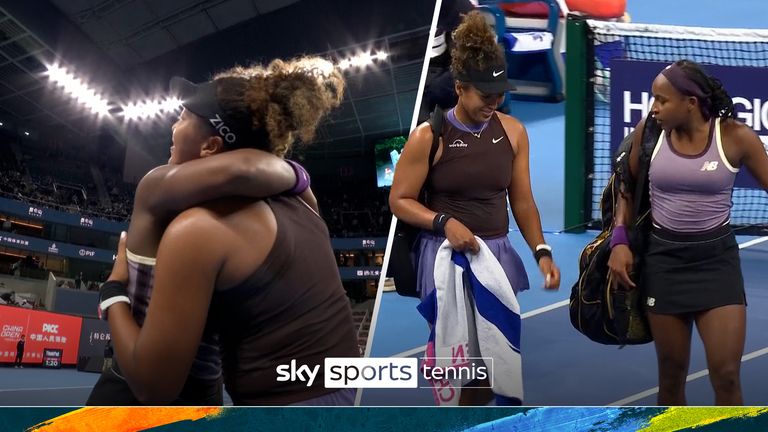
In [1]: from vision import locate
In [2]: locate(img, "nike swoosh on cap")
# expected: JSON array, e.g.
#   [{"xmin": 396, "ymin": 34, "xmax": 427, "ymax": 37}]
[{"xmin": 492, "ymin": 70, "xmax": 504, "ymax": 77}]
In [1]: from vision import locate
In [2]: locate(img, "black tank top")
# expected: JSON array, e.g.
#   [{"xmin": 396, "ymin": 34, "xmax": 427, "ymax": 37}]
[
  {"xmin": 426, "ymin": 111, "xmax": 514, "ymax": 238},
  {"xmin": 208, "ymin": 196, "xmax": 359, "ymax": 405}
]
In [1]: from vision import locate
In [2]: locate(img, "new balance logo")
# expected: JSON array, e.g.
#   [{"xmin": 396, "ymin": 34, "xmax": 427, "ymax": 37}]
[{"xmin": 700, "ymin": 161, "xmax": 719, "ymax": 171}]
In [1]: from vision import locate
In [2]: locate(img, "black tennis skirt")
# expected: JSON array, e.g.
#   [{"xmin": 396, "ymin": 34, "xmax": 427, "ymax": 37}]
[{"xmin": 641, "ymin": 224, "xmax": 746, "ymax": 315}]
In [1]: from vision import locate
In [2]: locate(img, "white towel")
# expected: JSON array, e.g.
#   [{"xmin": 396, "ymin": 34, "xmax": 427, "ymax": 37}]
[{"xmin": 420, "ymin": 238, "xmax": 523, "ymax": 405}]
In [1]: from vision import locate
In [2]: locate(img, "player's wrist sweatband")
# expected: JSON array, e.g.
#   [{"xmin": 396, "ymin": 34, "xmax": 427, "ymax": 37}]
[
  {"xmin": 534, "ymin": 244, "xmax": 552, "ymax": 264},
  {"xmin": 610, "ymin": 225, "xmax": 630, "ymax": 249},
  {"xmin": 433, "ymin": 213, "xmax": 452, "ymax": 236},
  {"xmin": 98, "ymin": 280, "xmax": 130, "ymax": 321},
  {"xmin": 285, "ymin": 159, "xmax": 310, "ymax": 195}
]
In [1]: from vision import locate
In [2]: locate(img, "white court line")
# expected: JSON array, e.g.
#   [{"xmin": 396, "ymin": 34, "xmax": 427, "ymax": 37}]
[
  {"xmin": 390, "ymin": 299, "xmax": 571, "ymax": 358},
  {"xmin": 354, "ymin": 0, "xmax": 445, "ymax": 408},
  {"xmin": 521, "ymin": 299, "xmax": 570, "ymax": 319},
  {"xmin": 739, "ymin": 236, "xmax": 768, "ymax": 249},
  {"xmin": 0, "ymin": 385, "xmax": 93, "ymax": 393},
  {"xmin": 386, "ymin": 237, "xmax": 768, "ymax": 393},
  {"xmin": 609, "ymin": 346, "xmax": 768, "ymax": 406}
]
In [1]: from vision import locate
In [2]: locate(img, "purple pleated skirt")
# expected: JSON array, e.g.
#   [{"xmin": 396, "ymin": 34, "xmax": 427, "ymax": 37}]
[{"xmin": 413, "ymin": 231, "xmax": 530, "ymax": 301}]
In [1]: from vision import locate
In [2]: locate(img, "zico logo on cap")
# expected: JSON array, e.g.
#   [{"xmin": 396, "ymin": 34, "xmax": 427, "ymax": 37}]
[{"xmin": 209, "ymin": 114, "xmax": 237, "ymax": 144}]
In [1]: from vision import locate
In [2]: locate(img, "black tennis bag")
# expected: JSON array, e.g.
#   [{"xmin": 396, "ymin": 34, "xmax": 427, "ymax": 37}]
[
  {"xmin": 569, "ymin": 116, "xmax": 662, "ymax": 345},
  {"xmin": 388, "ymin": 108, "xmax": 443, "ymax": 298}
]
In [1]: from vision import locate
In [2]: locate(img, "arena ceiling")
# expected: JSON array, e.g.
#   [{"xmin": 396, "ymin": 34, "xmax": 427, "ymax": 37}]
[{"xmin": 0, "ymin": 0, "xmax": 433, "ymax": 159}]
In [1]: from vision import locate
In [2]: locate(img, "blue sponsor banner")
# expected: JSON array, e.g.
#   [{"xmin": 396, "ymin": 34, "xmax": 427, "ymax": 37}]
[
  {"xmin": 330, "ymin": 237, "xmax": 387, "ymax": 250},
  {"xmin": 0, "ymin": 231, "xmax": 383, "ymax": 267},
  {"xmin": 0, "ymin": 197, "xmax": 128, "ymax": 233},
  {"xmin": 0, "ymin": 232, "xmax": 115, "ymax": 263},
  {"xmin": 610, "ymin": 59, "xmax": 768, "ymax": 188},
  {"xmin": 338, "ymin": 267, "xmax": 382, "ymax": 280}
]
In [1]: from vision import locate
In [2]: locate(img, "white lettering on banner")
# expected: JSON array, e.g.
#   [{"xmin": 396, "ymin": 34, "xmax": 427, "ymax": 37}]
[
  {"xmin": 622, "ymin": 92, "xmax": 768, "ymax": 136},
  {"xmin": 275, "ymin": 359, "xmax": 321, "ymax": 387},
  {"xmin": 48, "ymin": 243, "xmax": 59, "ymax": 254},
  {"xmin": 79, "ymin": 249, "xmax": 95, "ymax": 257},
  {"xmin": 1, "ymin": 325, "xmax": 23, "ymax": 339},
  {"xmin": 42, "ymin": 323, "xmax": 59, "ymax": 334},
  {"xmin": 89, "ymin": 332, "xmax": 110, "ymax": 344},
  {"xmin": 623, "ymin": 91, "xmax": 653, "ymax": 123},
  {"xmin": 733, "ymin": 98, "xmax": 768, "ymax": 132}
]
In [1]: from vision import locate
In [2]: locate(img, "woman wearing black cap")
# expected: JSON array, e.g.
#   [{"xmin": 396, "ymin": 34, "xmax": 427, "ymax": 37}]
[
  {"xmin": 87, "ymin": 94, "xmax": 314, "ymax": 406},
  {"xmin": 390, "ymin": 11, "xmax": 560, "ymax": 406},
  {"xmin": 94, "ymin": 57, "xmax": 359, "ymax": 406},
  {"xmin": 608, "ymin": 60, "xmax": 768, "ymax": 405}
]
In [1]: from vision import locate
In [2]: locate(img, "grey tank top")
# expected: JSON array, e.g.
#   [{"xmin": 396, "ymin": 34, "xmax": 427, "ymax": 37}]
[
  {"xmin": 649, "ymin": 117, "xmax": 738, "ymax": 232},
  {"xmin": 126, "ymin": 251, "xmax": 221, "ymax": 381}
]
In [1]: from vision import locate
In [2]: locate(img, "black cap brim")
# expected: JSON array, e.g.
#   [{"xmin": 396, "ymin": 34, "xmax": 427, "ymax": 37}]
[
  {"xmin": 470, "ymin": 80, "xmax": 517, "ymax": 94},
  {"xmin": 169, "ymin": 76, "xmax": 219, "ymax": 120}
]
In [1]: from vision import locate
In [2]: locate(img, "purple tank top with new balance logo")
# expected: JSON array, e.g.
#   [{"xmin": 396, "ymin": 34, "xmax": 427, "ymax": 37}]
[{"xmin": 649, "ymin": 118, "xmax": 738, "ymax": 233}]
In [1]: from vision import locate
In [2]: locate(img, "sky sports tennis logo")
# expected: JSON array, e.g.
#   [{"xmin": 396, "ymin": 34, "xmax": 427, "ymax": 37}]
[{"xmin": 276, "ymin": 357, "xmax": 492, "ymax": 388}]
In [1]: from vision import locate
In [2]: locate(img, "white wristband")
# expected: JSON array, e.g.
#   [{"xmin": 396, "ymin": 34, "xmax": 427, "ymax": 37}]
[
  {"xmin": 99, "ymin": 295, "xmax": 131, "ymax": 320},
  {"xmin": 535, "ymin": 244, "xmax": 552, "ymax": 252}
]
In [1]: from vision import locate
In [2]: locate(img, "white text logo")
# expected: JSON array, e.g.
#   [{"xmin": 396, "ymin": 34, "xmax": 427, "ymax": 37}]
[
  {"xmin": 209, "ymin": 114, "xmax": 237, "ymax": 144},
  {"xmin": 42, "ymin": 324, "xmax": 59, "ymax": 334},
  {"xmin": 275, "ymin": 359, "xmax": 320, "ymax": 387}
]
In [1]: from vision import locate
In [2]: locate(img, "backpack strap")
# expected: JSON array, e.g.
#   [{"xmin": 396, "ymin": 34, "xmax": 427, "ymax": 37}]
[
  {"xmin": 419, "ymin": 107, "xmax": 443, "ymax": 204},
  {"xmin": 632, "ymin": 116, "xmax": 662, "ymax": 218},
  {"xmin": 426, "ymin": 106, "xmax": 443, "ymax": 168}
]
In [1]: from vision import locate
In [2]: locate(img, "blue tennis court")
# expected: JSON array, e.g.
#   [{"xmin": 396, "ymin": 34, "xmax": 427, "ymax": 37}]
[{"xmin": 361, "ymin": 0, "xmax": 768, "ymax": 406}]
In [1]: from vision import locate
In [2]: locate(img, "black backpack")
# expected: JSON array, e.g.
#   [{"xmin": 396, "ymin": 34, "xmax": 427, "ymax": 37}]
[
  {"xmin": 388, "ymin": 108, "xmax": 444, "ymax": 298},
  {"xmin": 569, "ymin": 116, "xmax": 662, "ymax": 346}
]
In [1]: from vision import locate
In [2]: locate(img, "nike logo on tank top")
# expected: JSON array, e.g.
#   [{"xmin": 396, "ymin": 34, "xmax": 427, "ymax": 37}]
[{"xmin": 426, "ymin": 110, "xmax": 514, "ymax": 238}]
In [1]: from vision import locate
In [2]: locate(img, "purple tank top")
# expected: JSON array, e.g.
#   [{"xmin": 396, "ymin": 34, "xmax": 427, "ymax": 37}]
[{"xmin": 649, "ymin": 118, "xmax": 738, "ymax": 232}]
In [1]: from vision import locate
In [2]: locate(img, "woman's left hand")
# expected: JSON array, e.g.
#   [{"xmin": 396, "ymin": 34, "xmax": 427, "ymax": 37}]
[
  {"xmin": 538, "ymin": 256, "xmax": 560, "ymax": 290},
  {"xmin": 108, "ymin": 231, "xmax": 129, "ymax": 283}
]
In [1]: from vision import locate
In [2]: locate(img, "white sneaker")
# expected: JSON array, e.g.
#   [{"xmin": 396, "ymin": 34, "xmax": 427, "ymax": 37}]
[{"xmin": 382, "ymin": 278, "xmax": 396, "ymax": 292}]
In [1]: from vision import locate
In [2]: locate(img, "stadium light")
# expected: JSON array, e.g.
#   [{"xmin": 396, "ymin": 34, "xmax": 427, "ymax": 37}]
[
  {"xmin": 120, "ymin": 97, "xmax": 182, "ymax": 122},
  {"xmin": 45, "ymin": 64, "xmax": 111, "ymax": 116},
  {"xmin": 336, "ymin": 50, "xmax": 389, "ymax": 71}
]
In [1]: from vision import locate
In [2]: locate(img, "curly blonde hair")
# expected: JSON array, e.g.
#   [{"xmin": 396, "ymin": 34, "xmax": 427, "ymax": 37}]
[
  {"xmin": 212, "ymin": 57, "xmax": 344, "ymax": 157},
  {"xmin": 450, "ymin": 11, "xmax": 505, "ymax": 80}
]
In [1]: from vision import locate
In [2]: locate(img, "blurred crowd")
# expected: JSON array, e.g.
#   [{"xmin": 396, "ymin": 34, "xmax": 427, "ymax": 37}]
[{"xmin": 0, "ymin": 139, "xmax": 390, "ymax": 236}]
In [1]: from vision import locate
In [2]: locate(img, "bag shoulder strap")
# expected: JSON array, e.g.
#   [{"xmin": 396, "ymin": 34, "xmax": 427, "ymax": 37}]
[
  {"xmin": 632, "ymin": 116, "xmax": 662, "ymax": 217},
  {"xmin": 426, "ymin": 106, "xmax": 443, "ymax": 169}
]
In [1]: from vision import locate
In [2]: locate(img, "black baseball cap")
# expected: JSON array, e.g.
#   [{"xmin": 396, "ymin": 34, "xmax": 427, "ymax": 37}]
[
  {"xmin": 169, "ymin": 76, "xmax": 240, "ymax": 145},
  {"xmin": 455, "ymin": 61, "xmax": 516, "ymax": 94}
]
